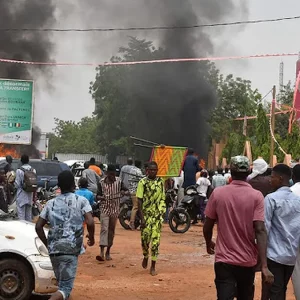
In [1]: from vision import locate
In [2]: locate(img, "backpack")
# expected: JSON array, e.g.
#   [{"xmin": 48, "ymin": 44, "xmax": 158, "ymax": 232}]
[{"xmin": 20, "ymin": 167, "xmax": 37, "ymax": 192}]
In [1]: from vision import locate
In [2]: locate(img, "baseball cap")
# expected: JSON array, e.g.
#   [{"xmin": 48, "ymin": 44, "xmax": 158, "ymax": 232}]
[{"xmin": 230, "ymin": 156, "xmax": 250, "ymax": 173}]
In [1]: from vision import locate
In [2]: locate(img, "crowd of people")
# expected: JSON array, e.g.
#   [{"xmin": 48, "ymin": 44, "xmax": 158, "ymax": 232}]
[{"xmin": 1, "ymin": 151, "xmax": 300, "ymax": 300}]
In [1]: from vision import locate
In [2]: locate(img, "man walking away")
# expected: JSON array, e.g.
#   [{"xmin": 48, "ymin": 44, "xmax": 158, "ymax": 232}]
[
  {"xmin": 204, "ymin": 156, "xmax": 273, "ymax": 300},
  {"xmin": 137, "ymin": 161, "xmax": 166, "ymax": 276},
  {"xmin": 196, "ymin": 170, "xmax": 211, "ymax": 222},
  {"xmin": 35, "ymin": 170, "xmax": 95, "ymax": 300},
  {"xmin": 212, "ymin": 167, "xmax": 226, "ymax": 189},
  {"xmin": 182, "ymin": 148, "xmax": 201, "ymax": 189},
  {"xmin": 82, "ymin": 162, "xmax": 100, "ymax": 196},
  {"xmin": 263, "ymin": 164, "xmax": 300, "ymax": 299},
  {"xmin": 120, "ymin": 158, "xmax": 135, "ymax": 189},
  {"xmin": 223, "ymin": 167, "xmax": 231, "ymax": 184},
  {"xmin": 89, "ymin": 157, "xmax": 102, "ymax": 176},
  {"xmin": 248, "ymin": 158, "xmax": 273, "ymax": 197},
  {"xmin": 15, "ymin": 154, "xmax": 37, "ymax": 221},
  {"xmin": 128, "ymin": 160, "xmax": 143, "ymax": 230},
  {"xmin": 75, "ymin": 177, "xmax": 95, "ymax": 206},
  {"xmin": 291, "ymin": 164, "xmax": 300, "ymax": 299},
  {"xmin": 97, "ymin": 165, "xmax": 127, "ymax": 261}
]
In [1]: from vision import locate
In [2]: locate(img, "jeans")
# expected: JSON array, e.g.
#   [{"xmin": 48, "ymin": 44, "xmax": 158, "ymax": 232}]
[
  {"xmin": 214, "ymin": 262, "xmax": 255, "ymax": 300},
  {"xmin": 50, "ymin": 255, "xmax": 78, "ymax": 300},
  {"xmin": 262, "ymin": 258, "xmax": 294, "ymax": 300}
]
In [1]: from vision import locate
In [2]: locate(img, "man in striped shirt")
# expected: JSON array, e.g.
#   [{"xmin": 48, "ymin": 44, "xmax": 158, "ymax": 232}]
[{"xmin": 96, "ymin": 165, "xmax": 127, "ymax": 262}]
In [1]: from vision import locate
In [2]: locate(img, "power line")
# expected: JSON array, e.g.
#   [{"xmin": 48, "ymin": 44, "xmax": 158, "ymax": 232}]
[
  {"xmin": 1, "ymin": 15, "xmax": 300, "ymax": 32},
  {"xmin": 0, "ymin": 52, "xmax": 298, "ymax": 67}
]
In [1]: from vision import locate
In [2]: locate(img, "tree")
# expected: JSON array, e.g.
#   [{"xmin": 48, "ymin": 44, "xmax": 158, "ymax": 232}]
[
  {"xmin": 252, "ymin": 104, "xmax": 270, "ymax": 161},
  {"xmin": 90, "ymin": 37, "xmax": 218, "ymax": 161},
  {"xmin": 47, "ymin": 117, "xmax": 99, "ymax": 157},
  {"xmin": 210, "ymin": 75, "xmax": 261, "ymax": 143}
]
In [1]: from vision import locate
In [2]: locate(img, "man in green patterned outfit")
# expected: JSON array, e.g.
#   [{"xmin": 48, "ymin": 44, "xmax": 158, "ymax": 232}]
[{"xmin": 137, "ymin": 161, "xmax": 166, "ymax": 276}]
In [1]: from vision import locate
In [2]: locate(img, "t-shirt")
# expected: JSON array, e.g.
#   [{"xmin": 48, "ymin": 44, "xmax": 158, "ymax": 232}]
[
  {"xmin": 75, "ymin": 188, "xmax": 95, "ymax": 206},
  {"xmin": 136, "ymin": 177, "xmax": 166, "ymax": 220},
  {"xmin": 212, "ymin": 174, "xmax": 226, "ymax": 189},
  {"xmin": 128, "ymin": 166, "xmax": 143, "ymax": 194},
  {"xmin": 196, "ymin": 177, "xmax": 211, "ymax": 197},
  {"xmin": 40, "ymin": 193, "xmax": 92, "ymax": 255},
  {"xmin": 205, "ymin": 180, "xmax": 264, "ymax": 267},
  {"xmin": 249, "ymin": 175, "xmax": 273, "ymax": 197},
  {"xmin": 89, "ymin": 165, "xmax": 102, "ymax": 176},
  {"xmin": 183, "ymin": 155, "xmax": 201, "ymax": 188},
  {"xmin": 82, "ymin": 169, "xmax": 100, "ymax": 194}
]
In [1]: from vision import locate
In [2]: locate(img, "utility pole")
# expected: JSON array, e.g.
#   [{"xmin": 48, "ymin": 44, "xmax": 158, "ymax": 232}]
[{"xmin": 270, "ymin": 85, "xmax": 276, "ymax": 167}]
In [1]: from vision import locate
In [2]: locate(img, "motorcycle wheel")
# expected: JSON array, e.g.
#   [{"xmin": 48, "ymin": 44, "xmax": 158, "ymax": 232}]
[
  {"xmin": 119, "ymin": 207, "xmax": 131, "ymax": 230},
  {"xmin": 168, "ymin": 208, "xmax": 191, "ymax": 234}
]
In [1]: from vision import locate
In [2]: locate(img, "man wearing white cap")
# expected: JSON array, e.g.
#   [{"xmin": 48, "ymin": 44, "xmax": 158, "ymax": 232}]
[{"xmin": 248, "ymin": 158, "xmax": 273, "ymax": 197}]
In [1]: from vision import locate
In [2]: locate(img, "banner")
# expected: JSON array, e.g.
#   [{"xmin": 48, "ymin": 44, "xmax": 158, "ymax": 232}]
[
  {"xmin": 150, "ymin": 146, "xmax": 187, "ymax": 177},
  {"xmin": 0, "ymin": 79, "xmax": 34, "ymax": 144}
]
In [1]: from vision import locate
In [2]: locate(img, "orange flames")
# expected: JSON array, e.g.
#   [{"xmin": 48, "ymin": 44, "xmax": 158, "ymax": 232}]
[
  {"xmin": 199, "ymin": 159, "xmax": 206, "ymax": 169},
  {"xmin": 0, "ymin": 144, "xmax": 20, "ymax": 158}
]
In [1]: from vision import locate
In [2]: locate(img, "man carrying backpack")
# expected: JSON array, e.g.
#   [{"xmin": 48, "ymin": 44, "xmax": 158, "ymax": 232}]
[{"xmin": 15, "ymin": 154, "xmax": 37, "ymax": 221}]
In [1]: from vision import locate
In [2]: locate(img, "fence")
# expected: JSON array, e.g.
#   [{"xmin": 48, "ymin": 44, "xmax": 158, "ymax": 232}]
[{"xmin": 54, "ymin": 153, "xmax": 130, "ymax": 165}]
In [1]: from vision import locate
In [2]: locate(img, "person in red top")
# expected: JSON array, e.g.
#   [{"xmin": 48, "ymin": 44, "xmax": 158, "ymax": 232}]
[{"xmin": 203, "ymin": 156, "xmax": 274, "ymax": 300}]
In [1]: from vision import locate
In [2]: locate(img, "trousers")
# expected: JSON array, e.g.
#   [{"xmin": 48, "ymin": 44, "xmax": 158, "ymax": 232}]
[
  {"xmin": 100, "ymin": 213, "xmax": 117, "ymax": 247},
  {"xmin": 130, "ymin": 194, "xmax": 138, "ymax": 224},
  {"xmin": 50, "ymin": 255, "xmax": 78, "ymax": 300},
  {"xmin": 292, "ymin": 249, "xmax": 300, "ymax": 300},
  {"xmin": 141, "ymin": 217, "xmax": 162, "ymax": 261},
  {"xmin": 214, "ymin": 262, "xmax": 255, "ymax": 300},
  {"xmin": 262, "ymin": 258, "xmax": 294, "ymax": 300},
  {"xmin": 17, "ymin": 204, "xmax": 32, "ymax": 221}
]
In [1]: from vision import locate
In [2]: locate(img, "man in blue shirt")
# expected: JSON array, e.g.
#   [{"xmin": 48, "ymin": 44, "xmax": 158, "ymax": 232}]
[
  {"xmin": 182, "ymin": 148, "xmax": 201, "ymax": 189},
  {"xmin": 75, "ymin": 177, "xmax": 95, "ymax": 206},
  {"xmin": 263, "ymin": 164, "xmax": 300, "ymax": 300},
  {"xmin": 36, "ymin": 171, "xmax": 95, "ymax": 300}
]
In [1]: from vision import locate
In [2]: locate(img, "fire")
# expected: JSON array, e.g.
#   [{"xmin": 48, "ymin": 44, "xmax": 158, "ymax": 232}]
[
  {"xmin": 0, "ymin": 144, "xmax": 20, "ymax": 158},
  {"xmin": 199, "ymin": 159, "xmax": 206, "ymax": 169}
]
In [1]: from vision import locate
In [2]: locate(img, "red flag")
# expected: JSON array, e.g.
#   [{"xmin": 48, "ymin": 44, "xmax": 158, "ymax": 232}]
[{"xmin": 289, "ymin": 60, "xmax": 300, "ymax": 132}]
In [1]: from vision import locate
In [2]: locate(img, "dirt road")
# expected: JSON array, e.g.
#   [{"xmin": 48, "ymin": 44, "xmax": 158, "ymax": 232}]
[{"xmin": 67, "ymin": 222, "xmax": 295, "ymax": 300}]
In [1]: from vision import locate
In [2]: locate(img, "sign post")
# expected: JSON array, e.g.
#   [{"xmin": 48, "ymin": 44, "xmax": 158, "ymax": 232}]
[{"xmin": 0, "ymin": 79, "xmax": 34, "ymax": 145}]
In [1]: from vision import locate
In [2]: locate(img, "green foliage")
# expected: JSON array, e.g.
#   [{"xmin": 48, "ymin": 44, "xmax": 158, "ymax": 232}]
[
  {"xmin": 210, "ymin": 75, "xmax": 261, "ymax": 142},
  {"xmin": 90, "ymin": 37, "xmax": 218, "ymax": 160},
  {"xmin": 252, "ymin": 104, "xmax": 270, "ymax": 161},
  {"xmin": 222, "ymin": 133, "xmax": 246, "ymax": 161},
  {"xmin": 275, "ymin": 82, "xmax": 294, "ymax": 140},
  {"xmin": 47, "ymin": 117, "xmax": 99, "ymax": 156}
]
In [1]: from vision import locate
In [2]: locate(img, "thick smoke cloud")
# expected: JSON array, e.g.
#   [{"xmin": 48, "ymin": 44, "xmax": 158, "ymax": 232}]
[
  {"xmin": 0, "ymin": 0, "xmax": 55, "ymax": 156},
  {"xmin": 73, "ymin": 0, "xmax": 248, "ymax": 156}
]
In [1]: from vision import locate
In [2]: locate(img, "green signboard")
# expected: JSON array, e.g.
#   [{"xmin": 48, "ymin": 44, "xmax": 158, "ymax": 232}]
[{"xmin": 0, "ymin": 79, "xmax": 34, "ymax": 145}]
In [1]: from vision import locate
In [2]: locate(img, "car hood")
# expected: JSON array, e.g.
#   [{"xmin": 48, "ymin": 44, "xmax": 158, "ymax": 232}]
[{"xmin": 0, "ymin": 220, "xmax": 48, "ymax": 256}]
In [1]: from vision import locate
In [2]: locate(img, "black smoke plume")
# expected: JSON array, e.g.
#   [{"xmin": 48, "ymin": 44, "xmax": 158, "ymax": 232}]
[
  {"xmin": 0, "ymin": 0, "xmax": 55, "ymax": 157},
  {"xmin": 81, "ymin": 0, "xmax": 247, "ymax": 157}
]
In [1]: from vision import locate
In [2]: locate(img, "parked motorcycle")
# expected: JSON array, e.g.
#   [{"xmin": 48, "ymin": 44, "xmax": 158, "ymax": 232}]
[
  {"xmin": 168, "ymin": 185, "xmax": 199, "ymax": 234},
  {"xmin": 119, "ymin": 195, "xmax": 141, "ymax": 230}
]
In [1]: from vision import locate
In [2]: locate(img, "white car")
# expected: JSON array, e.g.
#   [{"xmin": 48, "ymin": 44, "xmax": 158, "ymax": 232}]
[{"xmin": 0, "ymin": 218, "xmax": 57, "ymax": 299}]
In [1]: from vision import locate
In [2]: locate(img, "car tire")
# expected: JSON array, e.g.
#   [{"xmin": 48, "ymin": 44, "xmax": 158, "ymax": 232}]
[{"xmin": 0, "ymin": 258, "xmax": 33, "ymax": 300}]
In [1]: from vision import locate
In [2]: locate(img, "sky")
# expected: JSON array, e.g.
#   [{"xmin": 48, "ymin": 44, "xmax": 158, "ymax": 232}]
[{"xmin": 34, "ymin": 0, "xmax": 300, "ymax": 132}]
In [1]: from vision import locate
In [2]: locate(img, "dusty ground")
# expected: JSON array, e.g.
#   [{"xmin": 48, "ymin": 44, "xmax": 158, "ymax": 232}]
[{"xmin": 51, "ymin": 221, "xmax": 295, "ymax": 300}]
